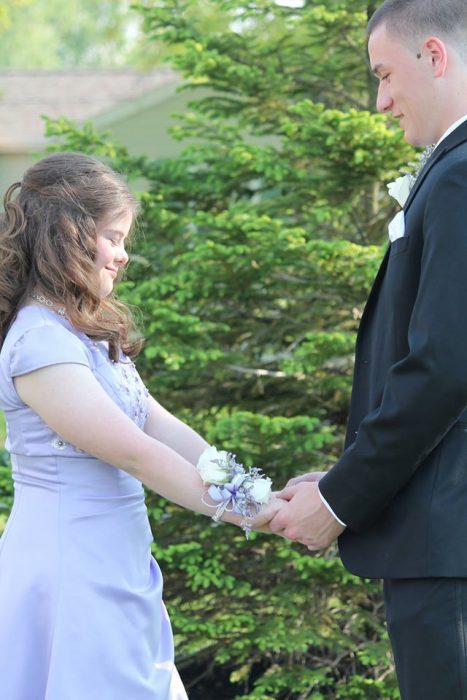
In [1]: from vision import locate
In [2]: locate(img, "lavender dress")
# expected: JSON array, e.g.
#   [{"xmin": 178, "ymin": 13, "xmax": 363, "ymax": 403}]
[{"xmin": 0, "ymin": 306, "xmax": 188, "ymax": 700}]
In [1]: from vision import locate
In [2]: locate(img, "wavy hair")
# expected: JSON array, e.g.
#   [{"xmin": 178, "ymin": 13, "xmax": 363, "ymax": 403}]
[{"xmin": 0, "ymin": 152, "xmax": 142, "ymax": 360}]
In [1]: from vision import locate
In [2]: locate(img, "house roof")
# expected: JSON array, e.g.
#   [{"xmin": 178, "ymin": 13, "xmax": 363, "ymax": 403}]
[{"xmin": 0, "ymin": 68, "xmax": 180, "ymax": 152}]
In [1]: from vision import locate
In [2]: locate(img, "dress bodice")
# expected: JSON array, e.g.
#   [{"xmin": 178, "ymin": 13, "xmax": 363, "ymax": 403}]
[{"xmin": 0, "ymin": 305, "xmax": 149, "ymax": 460}]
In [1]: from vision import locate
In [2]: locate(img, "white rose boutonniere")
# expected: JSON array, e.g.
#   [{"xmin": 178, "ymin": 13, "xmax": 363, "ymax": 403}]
[
  {"xmin": 387, "ymin": 144, "xmax": 436, "ymax": 208},
  {"xmin": 196, "ymin": 445, "xmax": 273, "ymax": 537},
  {"xmin": 387, "ymin": 174, "xmax": 412, "ymax": 207}
]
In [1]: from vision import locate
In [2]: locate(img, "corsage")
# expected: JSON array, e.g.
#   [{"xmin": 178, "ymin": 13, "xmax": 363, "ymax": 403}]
[{"xmin": 196, "ymin": 446, "xmax": 272, "ymax": 538}]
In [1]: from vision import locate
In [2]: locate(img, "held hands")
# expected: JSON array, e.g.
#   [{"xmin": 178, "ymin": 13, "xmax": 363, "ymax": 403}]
[
  {"xmin": 255, "ymin": 472, "xmax": 345, "ymax": 550},
  {"xmin": 194, "ymin": 447, "xmax": 342, "ymax": 547},
  {"xmin": 251, "ymin": 493, "xmax": 288, "ymax": 533}
]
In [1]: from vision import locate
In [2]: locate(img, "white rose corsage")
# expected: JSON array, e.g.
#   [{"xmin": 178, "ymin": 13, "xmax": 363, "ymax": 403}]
[{"xmin": 197, "ymin": 445, "xmax": 272, "ymax": 538}]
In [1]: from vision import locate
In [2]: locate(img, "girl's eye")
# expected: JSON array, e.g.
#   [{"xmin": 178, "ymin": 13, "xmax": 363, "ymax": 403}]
[{"xmin": 381, "ymin": 74, "xmax": 390, "ymax": 82}]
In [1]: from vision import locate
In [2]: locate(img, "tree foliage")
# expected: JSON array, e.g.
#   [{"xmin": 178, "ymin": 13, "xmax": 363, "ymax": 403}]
[
  {"xmin": 0, "ymin": 0, "xmax": 233, "ymax": 68},
  {"xmin": 0, "ymin": 0, "xmax": 144, "ymax": 67},
  {"xmin": 1, "ymin": 1, "xmax": 419, "ymax": 697}
]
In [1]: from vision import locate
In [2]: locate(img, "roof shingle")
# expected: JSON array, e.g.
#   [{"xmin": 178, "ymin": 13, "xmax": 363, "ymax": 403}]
[{"xmin": 0, "ymin": 68, "xmax": 178, "ymax": 151}]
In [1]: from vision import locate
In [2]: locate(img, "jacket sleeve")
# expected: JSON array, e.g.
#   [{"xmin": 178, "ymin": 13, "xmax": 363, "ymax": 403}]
[{"xmin": 319, "ymin": 159, "xmax": 467, "ymax": 531}]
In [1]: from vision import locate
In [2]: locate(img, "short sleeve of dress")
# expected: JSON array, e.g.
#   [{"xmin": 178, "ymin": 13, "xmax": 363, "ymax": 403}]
[{"xmin": 9, "ymin": 323, "xmax": 91, "ymax": 378}]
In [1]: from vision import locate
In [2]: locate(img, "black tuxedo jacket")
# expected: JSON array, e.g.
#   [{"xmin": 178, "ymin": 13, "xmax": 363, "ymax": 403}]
[{"xmin": 320, "ymin": 120, "xmax": 467, "ymax": 579}]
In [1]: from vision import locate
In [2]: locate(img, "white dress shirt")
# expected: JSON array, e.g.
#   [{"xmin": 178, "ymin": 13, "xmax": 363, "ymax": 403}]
[{"xmin": 435, "ymin": 114, "xmax": 467, "ymax": 148}]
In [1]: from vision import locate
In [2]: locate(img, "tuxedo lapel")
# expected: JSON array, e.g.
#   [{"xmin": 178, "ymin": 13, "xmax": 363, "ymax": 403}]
[
  {"xmin": 404, "ymin": 120, "xmax": 467, "ymax": 212},
  {"xmin": 359, "ymin": 122, "xmax": 467, "ymax": 345},
  {"xmin": 356, "ymin": 247, "xmax": 390, "ymax": 336}
]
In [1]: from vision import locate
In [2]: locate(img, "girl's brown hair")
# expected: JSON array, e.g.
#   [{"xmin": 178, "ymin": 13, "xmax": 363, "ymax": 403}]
[{"xmin": 0, "ymin": 152, "xmax": 142, "ymax": 360}]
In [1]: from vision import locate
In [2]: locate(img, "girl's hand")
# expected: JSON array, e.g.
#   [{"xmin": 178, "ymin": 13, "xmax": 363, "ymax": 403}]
[{"xmin": 250, "ymin": 494, "xmax": 287, "ymax": 534}]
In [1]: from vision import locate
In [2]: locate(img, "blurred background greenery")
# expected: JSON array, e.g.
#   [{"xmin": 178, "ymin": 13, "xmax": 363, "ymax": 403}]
[{"xmin": 0, "ymin": 413, "xmax": 9, "ymax": 535}]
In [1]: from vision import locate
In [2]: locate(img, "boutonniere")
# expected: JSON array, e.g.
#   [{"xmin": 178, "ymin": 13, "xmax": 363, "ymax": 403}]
[
  {"xmin": 387, "ymin": 144, "xmax": 436, "ymax": 208},
  {"xmin": 387, "ymin": 174, "xmax": 413, "ymax": 207}
]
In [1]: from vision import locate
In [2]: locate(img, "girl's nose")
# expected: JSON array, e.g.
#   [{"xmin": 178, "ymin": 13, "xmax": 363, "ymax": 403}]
[{"xmin": 116, "ymin": 246, "xmax": 129, "ymax": 266}]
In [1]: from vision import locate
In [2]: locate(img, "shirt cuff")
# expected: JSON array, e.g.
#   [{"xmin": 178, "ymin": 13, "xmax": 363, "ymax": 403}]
[{"xmin": 318, "ymin": 486, "xmax": 347, "ymax": 527}]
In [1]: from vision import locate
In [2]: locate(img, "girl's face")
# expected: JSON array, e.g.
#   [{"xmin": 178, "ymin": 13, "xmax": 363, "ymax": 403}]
[{"xmin": 95, "ymin": 211, "xmax": 132, "ymax": 297}]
